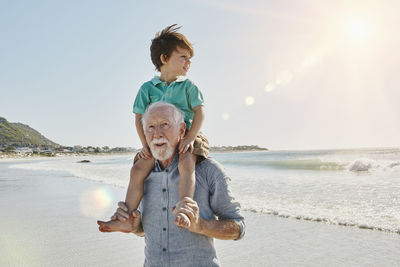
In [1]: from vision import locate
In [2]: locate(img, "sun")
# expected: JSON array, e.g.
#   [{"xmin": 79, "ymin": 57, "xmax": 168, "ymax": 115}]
[{"xmin": 346, "ymin": 19, "xmax": 370, "ymax": 42}]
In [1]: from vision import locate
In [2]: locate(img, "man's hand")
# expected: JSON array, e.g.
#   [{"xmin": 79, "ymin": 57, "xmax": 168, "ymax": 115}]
[
  {"xmin": 178, "ymin": 137, "xmax": 194, "ymax": 154},
  {"xmin": 98, "ymin": 201, "xmax": 144, "ymax": 236},
  {"xmin": 138, "ymin": 145, "xmax": 153, "ymax": 160},
  {"xmin": 173, "ymin": 197, "xmax": 203, "ymax": 234},
  {"xmin": 173, "ymin": 197, "xmax": 241, "ymax": 240}
]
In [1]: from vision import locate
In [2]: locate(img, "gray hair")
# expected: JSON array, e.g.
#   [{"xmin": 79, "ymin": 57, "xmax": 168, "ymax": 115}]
[{"xmin": 141, "ymin": 102, "xmax": 185, "ymax": 129}]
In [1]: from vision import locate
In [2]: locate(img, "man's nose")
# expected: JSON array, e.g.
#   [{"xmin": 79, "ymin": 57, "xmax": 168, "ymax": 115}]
[{"xmin": 153, "ymin": 125, "xmax": 163, "ymax": 137}]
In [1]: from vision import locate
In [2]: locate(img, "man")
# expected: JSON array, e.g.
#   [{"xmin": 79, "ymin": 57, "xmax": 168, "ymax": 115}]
[{"xmin": 97, "ymin": 102, "xmax": 245, "ymax": 266}]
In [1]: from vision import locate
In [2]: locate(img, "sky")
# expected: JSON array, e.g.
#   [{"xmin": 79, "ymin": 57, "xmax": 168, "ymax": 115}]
[{"xmin": 1, "ymin": 0, "xmax": 399, "ymax": 150}]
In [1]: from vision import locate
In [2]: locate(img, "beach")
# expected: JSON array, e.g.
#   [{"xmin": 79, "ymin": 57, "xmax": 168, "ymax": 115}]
[{"xmin": 1, "ymin": 152, "xmax": 400, "ymax": 266}]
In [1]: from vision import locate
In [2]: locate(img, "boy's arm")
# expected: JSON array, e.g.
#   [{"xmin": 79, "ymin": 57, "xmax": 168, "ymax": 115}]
[
  {"xmin": 185, "ymin": 105, "xmax": 205, "ymax": 141},
  {"xmin": 135, "ymin": 113, "xmax": 147, "ymax": 146},
  {"xmin": 178, "ymin": 105, "xmax": 205, "ymax": 153},
  {"xmin": 135, "ymin": 113, "xmax": 152, "ymax": 159},
  {"xmin": 185, "ymin": 106, "xmax": 205, "ymax": 141}
]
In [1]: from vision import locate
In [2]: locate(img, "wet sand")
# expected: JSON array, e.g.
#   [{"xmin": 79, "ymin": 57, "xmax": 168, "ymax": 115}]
[{"xmin": 0, "ymin": 161, "xmax": 399, "ymax": 266}]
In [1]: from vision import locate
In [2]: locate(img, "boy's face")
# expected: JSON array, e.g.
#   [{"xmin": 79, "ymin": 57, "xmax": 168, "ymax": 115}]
[{"xmin": 161, "ymin": 46, "xmax": 191, "ymax": 76}]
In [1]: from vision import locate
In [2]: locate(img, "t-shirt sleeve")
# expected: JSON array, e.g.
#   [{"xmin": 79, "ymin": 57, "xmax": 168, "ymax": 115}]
[
  {"xmin": 187, "ymin": 82, "xmax": 204, "ymax": 109},
  {"xmin": 133, "ymin": 86, "xmax": 150, "ymax": 114}
]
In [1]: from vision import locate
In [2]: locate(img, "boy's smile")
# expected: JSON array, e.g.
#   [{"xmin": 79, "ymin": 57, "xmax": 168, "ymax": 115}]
[{"xmin": 160, "ymin": 46, "xmax": 192, "ymax": 82}]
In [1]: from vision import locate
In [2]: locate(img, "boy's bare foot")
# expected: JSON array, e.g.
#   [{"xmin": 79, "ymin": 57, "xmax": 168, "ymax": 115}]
[
  {"xmin": 175, "ymin": 212, "xmax": 191, "ymax": 228},
  {"xmin": 97, "ymin": 218, "xmax": 133, "ymax": 233}
]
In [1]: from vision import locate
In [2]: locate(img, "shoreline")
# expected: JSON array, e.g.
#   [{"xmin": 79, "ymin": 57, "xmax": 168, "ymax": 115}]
[
  {"xmin": 0, "ymin": 152, "xmax": 135, "ymax": 161},
  {"xmin": 1, "ymin": 161, "xmax": 399, "ymax": 266},
  {"xmin": 243, "ymin": 208, "xmax": 400, "ymax": 235},
  {"xmin": 0, "ymin": 149, "xmax": 269, "ymax": 161}
]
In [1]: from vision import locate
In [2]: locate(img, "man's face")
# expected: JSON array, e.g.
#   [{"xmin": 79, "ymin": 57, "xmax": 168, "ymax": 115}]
[
  {"xmin": 143, "ymin": 107, "xmax": 185, "ymax": 161},
  {"xmin": 162, "ymin": 46, "xmax": 191, "ymax": 76}
]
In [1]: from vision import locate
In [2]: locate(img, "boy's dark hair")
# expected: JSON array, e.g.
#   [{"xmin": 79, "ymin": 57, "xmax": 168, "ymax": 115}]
[{"xmin": 150, "ymin": 24, "xmax": 194, "ymax": 71}]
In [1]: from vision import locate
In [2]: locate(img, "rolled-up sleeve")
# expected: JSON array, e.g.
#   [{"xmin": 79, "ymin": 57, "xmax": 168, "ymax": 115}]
[{"xmin": 208, "ymin": 166, "xmax": 246, "ymax": 240}]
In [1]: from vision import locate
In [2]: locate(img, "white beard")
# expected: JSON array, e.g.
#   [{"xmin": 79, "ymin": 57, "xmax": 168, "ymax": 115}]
[{"xmin": 150, "ymin": 138, "xmax": 174, "ymax": 161}]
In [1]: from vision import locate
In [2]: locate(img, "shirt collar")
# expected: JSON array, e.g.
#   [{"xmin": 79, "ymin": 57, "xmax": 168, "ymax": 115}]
[
  {"xmin": 151, "ymin": 76, "xmax": 187, "ymax": 86},
  {"xmin": 154, "ymin": 152, "xmax": 179, "ymax": 172}
]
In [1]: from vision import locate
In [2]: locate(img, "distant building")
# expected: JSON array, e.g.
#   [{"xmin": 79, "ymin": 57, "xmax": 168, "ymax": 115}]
[{"xmin": 15, "ymin": 147, "xmax": 33, "ymax": 154}]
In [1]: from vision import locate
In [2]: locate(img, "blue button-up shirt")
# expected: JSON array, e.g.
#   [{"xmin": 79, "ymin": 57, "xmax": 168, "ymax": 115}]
[{"xmin": 139, "ymin": 154, "xmax": 245, "ymax": 267}]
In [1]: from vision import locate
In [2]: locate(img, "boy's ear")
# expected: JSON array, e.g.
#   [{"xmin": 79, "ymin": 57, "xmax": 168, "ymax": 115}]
[{"xmin": 160, "ymin": 54, "xmax": 168, "ymax": 65}]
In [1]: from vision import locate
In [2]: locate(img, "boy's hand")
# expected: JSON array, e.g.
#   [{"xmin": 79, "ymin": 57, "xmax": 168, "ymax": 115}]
[
  {"xmin": 138, "ymin": 145, "xmax": 153, "ymax": 160},
  {"xmin": 179, "ymin": 137, "xmax": 194, "ymax": 154}
]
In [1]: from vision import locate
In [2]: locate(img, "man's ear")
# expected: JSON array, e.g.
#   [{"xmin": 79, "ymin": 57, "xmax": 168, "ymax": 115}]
[
  {"xmin": 160, "ymin": 54, "xmax": 168, "ymax": 65},
  {"xmin": 179, "ymin": 122, "xmax": 186, "ymax": 139}
]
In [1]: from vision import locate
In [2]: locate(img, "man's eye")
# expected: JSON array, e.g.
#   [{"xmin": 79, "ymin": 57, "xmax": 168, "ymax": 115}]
[
  {"xmin": 161, "ymin": 123, "xmax": 169, "ymax": 128},
  {"xmin": 148, "ymin": 125, "xmax": 154, "ymax": 130}
]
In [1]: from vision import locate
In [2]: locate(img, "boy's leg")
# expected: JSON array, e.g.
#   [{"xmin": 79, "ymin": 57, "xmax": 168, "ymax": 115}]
[
  {"xmin": 176, "ymin": 152, "xmax": 197, "ymax": 228},
  {"xmin": 97, "ymin": 157, "xmax": 155, "ymax": 232}
]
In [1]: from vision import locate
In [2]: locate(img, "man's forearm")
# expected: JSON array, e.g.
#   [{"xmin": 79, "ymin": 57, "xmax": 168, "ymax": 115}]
[{"xmin": 198, "ymin": 218, "xmax": 240, "ymax": 240}]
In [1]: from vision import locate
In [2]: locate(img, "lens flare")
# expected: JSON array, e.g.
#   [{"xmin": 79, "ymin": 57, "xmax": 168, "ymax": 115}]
[
  {"xmin": 222, "ymin": 112, "xmax": 230, "ymax": 120},
  {"xmin": 302, "ymin": 55, "xmax": 317, "ymax": 69},
  {"xmin": 80, "ymin": 187, "xmax": 114, "ymax": 218},
  {"xmin": 276, "ymin": 70, "xmax": 293, "ymax": 85},
  {"xmin": 347, "ymin": 19, "xmax": 370, "ymax": 41},
  {"xmin": 245, "ymin": 96, "xmax": 255, "ymax": 106},
  {"xmin": 264, "ymin": 83, "xmax": 275, "ymax": 92}
]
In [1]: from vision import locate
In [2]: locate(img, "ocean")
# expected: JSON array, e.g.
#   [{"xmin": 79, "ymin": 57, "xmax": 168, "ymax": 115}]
[{"xmin": 7, "ymin": 147, "xmax": 400, "ymax": 234}]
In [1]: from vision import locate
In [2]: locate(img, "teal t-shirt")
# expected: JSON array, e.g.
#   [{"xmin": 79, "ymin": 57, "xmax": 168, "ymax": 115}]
[{"xmin": 133, "ymin": 76, "xmax": 204, "ymax": 130}]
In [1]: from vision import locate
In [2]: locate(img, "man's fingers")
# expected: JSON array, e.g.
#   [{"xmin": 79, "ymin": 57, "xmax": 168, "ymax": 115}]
[
  {"xmin": 178, "ymin": 208, "xmax": 195, "ymax": 220},
  {"xmin": 183, "ymin": 203, "xmax": 198, "ymax": 211},
  {"xmin": 116, "ymin": 214, "xmax": 127, "ymax": 222},
  {"xmin": 116, "ymin": 208, "xmax": 129, "ymax": 217},
  {"xmin": 118, "ymin": 202, "xmax": 128, "ymax": 211},
  {"xmin": 182, "ymin": 197, "xmax": 196, "ymax": 204},
  {"xmin": 132, "ymin": 210, "xmax": 141, "ymax": 218}
]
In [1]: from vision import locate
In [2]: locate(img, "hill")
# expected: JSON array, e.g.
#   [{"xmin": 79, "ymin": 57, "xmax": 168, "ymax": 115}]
[{"xmin": 0, "ymin": 117, "xmax": 58, "ymax": 148}]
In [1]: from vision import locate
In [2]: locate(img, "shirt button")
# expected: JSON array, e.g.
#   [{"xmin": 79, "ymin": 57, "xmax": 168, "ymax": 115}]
[
  {"xmin": 162, "ymin": 188, "xmax": 166, "ymax": 192},
  {"xmin": 165, "ymin": 169, "xmax": 169, "ymax": 173},
  {"xmin": 163, "ymin": 248, "xmax": 166, "ymax": 252},
  {"xmin": 163, "ymin": 227, "xmax": 166, "ymax": 231},
  {"xmin": 163, "ymin": 207, "xmax": 166, "ymax": 211}
]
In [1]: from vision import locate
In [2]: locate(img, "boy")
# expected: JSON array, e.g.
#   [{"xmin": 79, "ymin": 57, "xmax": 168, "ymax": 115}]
[{"xmin": 99, "ymin": 24, "xmax": 208, "ymax": 231}]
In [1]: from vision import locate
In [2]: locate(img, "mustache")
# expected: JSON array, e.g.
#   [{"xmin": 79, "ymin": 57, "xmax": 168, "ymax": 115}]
[{"xmin": 151, "ymin": 138, "xmax": 169, "ymax": 146}]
